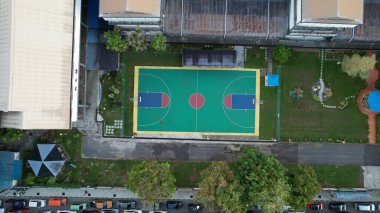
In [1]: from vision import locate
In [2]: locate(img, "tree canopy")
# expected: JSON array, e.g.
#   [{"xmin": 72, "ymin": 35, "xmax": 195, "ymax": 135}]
[
  {"xmin": 341, "ymin": 54, "xmax": 376, "ymax": 80},
  {"xmin": 195, "ymin": 162, "xmax": 245, "ymax": 213},
  {"xmin": 103, "ymin": 29, "xmax": 129, "ymax": 53},
  {"xmin": 151, "ymin": 33, "xmax": 167, "ymax": 52},
  {"xmin": 127, "ymin": 27, "xmax": 148, "ymax": 52},
  {"xmin": 128, "ymin": 161, "xmax": 176, "ymax": 204},
  {"xmin": 287, "ymin": 165, "xmax": 320, "ymax": 210},
  {"xmin": 274, "ymin": 46, "xmax": 293, "ymax": 64},
  {"xmin": 0, "ymin": 128, "xmax": 25, "ymax": 142},
  {"xmin": 236, "ymin": 148, "xmax": 290, "ymax": 212}
]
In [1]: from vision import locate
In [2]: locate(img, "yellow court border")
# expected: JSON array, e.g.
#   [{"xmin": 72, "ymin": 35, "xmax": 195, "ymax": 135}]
[{"xmin": 133, "ymin": 66, "xmax": 260, "ymax": 136}]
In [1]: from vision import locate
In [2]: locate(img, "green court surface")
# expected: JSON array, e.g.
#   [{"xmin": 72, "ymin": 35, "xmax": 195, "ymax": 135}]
[{"xmin": 133, "ymin": 67, "xmax": 260, "ymax": 136}]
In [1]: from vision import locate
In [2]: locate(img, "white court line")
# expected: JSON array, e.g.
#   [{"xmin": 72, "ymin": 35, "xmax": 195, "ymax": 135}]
[
  {"xmin": 195, "ymin": 70, "xmax": 199, "ymax": 131},
  {"xmin": 138, "ymin": 74, "xmax": 172, "ymax": 127}
]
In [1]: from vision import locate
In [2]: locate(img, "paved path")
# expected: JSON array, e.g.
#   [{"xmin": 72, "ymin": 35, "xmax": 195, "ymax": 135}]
[
  {"xmin": 82, "ymin": 136, "xmax": 380, "ymax": 166},
  {"xmin": 0, "ymin": 187, "xmax": 196, "ymax": 200}
]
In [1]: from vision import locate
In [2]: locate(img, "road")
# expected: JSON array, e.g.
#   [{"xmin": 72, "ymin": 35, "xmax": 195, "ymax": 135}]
[
  {"xmin": 83, "ymin": 136, "xmax": 380, "ymax": 166},
  {"xmin": 3, "ymin": 196, "xmax": 380, "ymax": 213}
]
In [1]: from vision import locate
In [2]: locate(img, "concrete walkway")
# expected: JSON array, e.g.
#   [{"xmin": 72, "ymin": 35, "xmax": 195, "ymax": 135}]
[
  {"xmin": 0, "ymin": 187, "xmax": 196, "ymax": 200},
  {"xmin": 4, "ymin": 187, "xmax": 380, "ymax": 202},
  {"xmin": 82, "ymin": 136, "xmax": 380, "ymax": 166}
]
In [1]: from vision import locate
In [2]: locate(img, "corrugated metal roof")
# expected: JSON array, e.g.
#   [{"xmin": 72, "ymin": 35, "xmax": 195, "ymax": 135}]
[{"xmin": 0, "ymin": 151, "xmax": 21, "ymax": 190}]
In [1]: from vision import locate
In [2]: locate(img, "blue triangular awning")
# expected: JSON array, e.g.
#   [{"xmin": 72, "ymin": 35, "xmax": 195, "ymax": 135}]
[
  {"xmin": 368, "ymin": 90, "xmax": 380, "ymax": 113},
  {"xmin": 28, "ymin": 160, "xmax": 43, "ymax": 176},
  {"xmin": 44, "ymin": 161, "xmax": 65, "ymax": 177},
  {"xmin": 266, "ymin": 74, "xmax": 279, "ymax": 87},
  {"xmin": 37, "ymin": 144, "xmax": 55, "ymax": 161}
]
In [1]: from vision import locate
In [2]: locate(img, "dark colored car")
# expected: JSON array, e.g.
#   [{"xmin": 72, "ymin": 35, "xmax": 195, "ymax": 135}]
[
  {"xmin": 329, "ymin": 202, "xmax": 346, "ymax": 211},
  {"xmin": 83, "ymin": 210, "xmax": 98, "ymax": 213},
  {"xmin": 5, "ymin": 200, "xmax": 26, "ymax": 209},
  {"xmin": 8, "ymin": 208, "xmax": 29, "ymax": 213},
  {"xmin": 307, "ymin": 202, "xmax": 323, "ymax": 210},
  {"xmin": 188, "ymin": 203, "xmax": 202, "ymax": 212},
  {"xmin": 166, "ymin": 201, "xmax": 183, "ymax": 209},
  {"xmin": 116, "ymin": 201, "xmax": 137, "ymax": 209}
]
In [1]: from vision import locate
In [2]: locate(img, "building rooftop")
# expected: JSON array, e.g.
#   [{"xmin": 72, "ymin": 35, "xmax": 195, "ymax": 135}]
[
  {"xmin": 0, "ymin": 0, "xmax": 74, "ymax": 129},
  {"xmin": 0, "ymin": 151, "xmax": 21, "ymax": 190},
  {"xmin": 302, "ymin": 0, "xmax": 363, "ymax": 24},
  {"xmin": 99, "ymin": 0, "xmax": 161, "ymax": 18}
]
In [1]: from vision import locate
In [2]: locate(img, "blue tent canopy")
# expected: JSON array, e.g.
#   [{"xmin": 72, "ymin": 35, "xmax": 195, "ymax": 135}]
[
  {"xmin": 28, "ymin": 144, "xmax": 65, "ymax": 177},
  {"xmin": 368, "ymin": 90, "xmax": 380, "ymax": 113},
  {"xmin": 265, "ymin": 74, "xmax": 279, "ymax": 87}
]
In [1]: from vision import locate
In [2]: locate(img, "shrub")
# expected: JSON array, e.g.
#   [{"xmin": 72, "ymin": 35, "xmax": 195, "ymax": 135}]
[{"xmin": 274, "ymin": 46, "xmax": 293, "ymax": 64}]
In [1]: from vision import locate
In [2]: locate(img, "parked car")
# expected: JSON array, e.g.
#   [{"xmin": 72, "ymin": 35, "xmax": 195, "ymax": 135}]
[
  {"xmin": 71, "ymin": 203, "xmax": 87, "ymax": 210},
  {"xmin": 39, "ymin": 211, "xmax": 51, "ymax": 213},
  {"xmin": 8, "ymin": 208, "xmax": 28, "ymax": 213},
  {"xmin": 116, "ymin": 201, "xmax": 136, "ymax": 209},
  {"xmin": 188, "ymin": 203, "xmax": 202, "ymax": 212},
  {"xmin": 148, "ymin": 211, "xmax": 167, "ymax": 213},
  {"xmin": 28, "ymin": 200, "xmax": 46, "ymax": 208},
  {"xmin": 354, "ymin": 203, "xmax": 375, "ymax": 211},
  {"xmin": 83, "ymin": 211, "xmax": 98, "ymax": 213},
  {"xmin": 100, "ymin": 209, "xmax": 119, "ymax": 213},
  {"xmin": 123, "ymin": 211, "xmax": 142, "ymax": 213},
  {"xmin": 48, "ymin": 198, "xmax": 67, "ymax": 207},
  {"xmin": 329, "ymin": 202, "xmax": 346, "ymax": 211},
  {"xmin": 307, "ymin": 202, "xmax": 323, "ymax": 210},
  {"xmin": 56, "ymin": 211, "xmax": 76, "ymax": 213},
  {"xmin": 90, "ymin": 200, "xmax": 112, "ymax": 209},
  {"xmin": 166, "ymin": 201, "xmax": 183, "ymax": 209},
  {"xmin": 5, "ymin": 199, "xmax": 27, "ymax": 209}
]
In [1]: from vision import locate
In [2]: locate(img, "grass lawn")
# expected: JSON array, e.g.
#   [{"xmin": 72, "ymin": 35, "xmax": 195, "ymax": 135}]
[
  {"xmin": 286, "ymin": 165, "xmax": 363, "ymax": 188},
  {"xmin": 244, "ymin": 47, "xmax": 277, "ymax": 140},
  {"xmin": 23, "ymin": 131, "xmax": 363, "ymax": 189},
  {"xmin": 311, "ymin": 165, "xmax": 363, "ymax": 188},
  {"xmin": 280, "ymin": 52, "xmax": 368, "ymax": 142},
  {"xmin": 23, "ymin": 130, "xmax": 209, "ymax": 188}
]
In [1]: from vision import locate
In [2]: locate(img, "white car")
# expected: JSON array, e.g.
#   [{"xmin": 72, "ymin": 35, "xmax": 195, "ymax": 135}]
[
  {"xmin": 56, "ymin": 211, "xmax": 77, "ymax": 213},
  {"xmin": 148, "ymin": 211, "xmax": 167, "ymax": 213},
  {"xmin": 124, "ymin": 211, "xmax": 142, "ymax": 213},
  {"xmin": 28, "ymin": 200, "xmax": 47, "ymax": 208}
]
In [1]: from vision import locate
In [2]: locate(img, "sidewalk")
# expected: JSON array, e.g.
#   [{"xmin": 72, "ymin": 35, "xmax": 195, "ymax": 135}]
[
  {"xmin": 4, "ymin": 187, "xmax": 380, "ymax": 203},
  {"xmin": 0, "ymin": 187, "xmax": 197, "ymax": 200}
]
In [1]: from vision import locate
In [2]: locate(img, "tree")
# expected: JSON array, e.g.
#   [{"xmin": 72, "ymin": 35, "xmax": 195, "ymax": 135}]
[
  {"xmin": 151, "ymin": 33, "xmax": 167, "ymax": 52},
  {"xmin": 195, "ymin": 162, "xmax": 245, "ymax": 213},
  {"xmin": 127, "ymin": 27, "xmax": 148, "ymax": 52},
  {"xmin": 104, "ymin": 29, "xmax": 129, "ymax": 53},
  {"xmin": 128, "ymin": 161, "xmax": 176, "ymax": 204},
  {"xmin": 23, "ymin": 173, "xmax": 36, "ymax": 186},
  {"xmin": 0, "ymin": 128, "xmax": 25, "ymax": 142},
  {"xmin": 287, "ymin": 165, "xmax": 320, "ymax": 210},
  {"xmin": 274, "ymin": 46, "xmax": 293, "ymax": 64},
  {"xmin": 236, "ymin": 148, "xmax": 290, "ymax": 212},
  {"xmin": 341, "ymin": 54, "xmax": 376, "ymax": 79}
]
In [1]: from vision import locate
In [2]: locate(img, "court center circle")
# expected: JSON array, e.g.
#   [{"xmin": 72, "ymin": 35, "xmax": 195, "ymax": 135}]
[{"xmin": 189, "ymin": 93, "xmax": 205, "ymax": 109}]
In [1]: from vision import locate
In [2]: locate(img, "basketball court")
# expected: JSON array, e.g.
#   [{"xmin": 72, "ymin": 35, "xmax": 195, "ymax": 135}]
[{"xmin": 133, "ymin": 66, "xmax": 260, "ymax": 136}]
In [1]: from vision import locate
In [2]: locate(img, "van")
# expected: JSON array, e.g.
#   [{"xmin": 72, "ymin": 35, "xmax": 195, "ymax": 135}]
[
  {"xmin": 71, "ymin": 203, "xmax": 87, "ymax": 210},
  {"xmin": 48, "ymin": 198, "xmax": 67, "ymax": 207},
  {"xmin": 28, "ymin": 200, "xmax": 46, "ymax": 208},
  {"xmin": 354, "ymin": 203, "xmax": 375, "ymax": 211}
]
